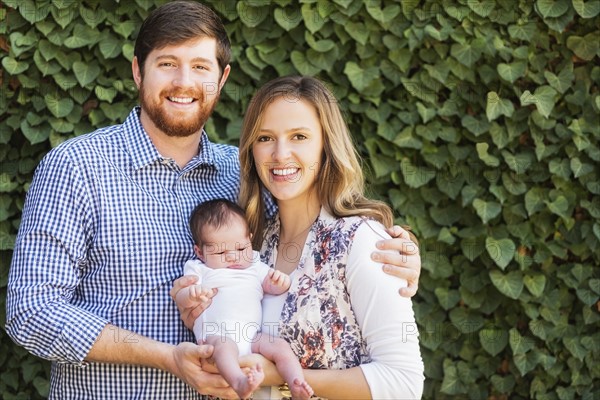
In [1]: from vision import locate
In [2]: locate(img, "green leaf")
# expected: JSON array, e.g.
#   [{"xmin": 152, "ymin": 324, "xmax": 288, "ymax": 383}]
[
  {"xmin": 497, "ymin": 61, "xmax": 527, "ymax": 83},
  {"xmin": 95, "ymin": 86, "xmax": 117, "ymax": 103},
  {"xmin": 73, "ymin": 60, "xmax": 101, "ymax": 87},
  {"xmin": 33, "ymin": 50, "xmax": 61, "ymax": 76},
  {"xmin": 461, "ymin": 115, "xmax": 490, "ymax": 136},
  {"xmin": 473, "ymin": 198, "xmax": 501, "ymax": 224},
  {"xmin": 524, "ymin": 274, "xmax": 546, "ymax": 297},
  {"xmin": 573, "ymin": 0, "xmax": 600, "ymax": 18},
  {"xmin": 304, "ymin": 33, "xmax": 335, "ymax": 52},
  {"xmin": 290, "ymin": 51, "xmax": 320, "ymax": 76},
  {"xmin": 467, "ymin": 0, "xmax": 496, "ymax": 17},
  {"xmin": 509, "ymin": 328, "xmax": 534, "ymax": 354},
  {"xmin": 563, "ymin": 337, "xmax": 587, "ymax": 361},
  {"xmin": 567, "ymin": 33, "xmax": 600, "ymax": 61},
  {"xmin": 479, "ymin": 327, "xmax": 509, "ymax": 356},
  {"xmin": 536, "ymin": 0, "xmax": 570, "ymax": 18},
  {"xmin": 400, "ymin": 158, "xmax": 436, "ymax": 188},
  {"xmin": 476, "ymin": 142, "xmax": 500, "ymax": 167},
  {"xmin": 434, "ymin": 288, "xmax": 460, "ymax": 310},
  {"xmin": 491, "ymin": 374, "xmax": 516, "ymax": 393},
  {"xmin": 544, "ymin": 64, "xmax": 574, "ymax": 94},
  {"xmin": 274, "ymin": 8, "xmax": 302, "ymax": 31},
  {"xmin": 548, "ymin": 158, "xmax": 571, "ymax": 179},
  {"xmin": 545, "ymin": 195, "xmax": 569, "ymax": 218},
  {"xmin": 449, "ymin": 308, "xmax": 484, "ymax": 333},
  {"xmin": 237, "ymin": 2, "xmax": 268, "ymax": 28},
  {"xmin": 508, "ymin": 23, "xmax": 537, "ymax": 41},
  {"xmin": 19, "ymin": 0, "xmax": 50, "ymax": 23},
  {"xmin": 513, "ymin": 352, "xmax": 539, "ymax": 376},
  {"xmin": 486, "ymin": 238, "xmax": 516, "ymax": 270},
  {"xmin": 450, "ymin": 43, "xmax": 481, "ymax": 67},
  {"xmin": 486, "ymin": 91, "xmax": 515, "ymax": 121},
  {"xmin": 490, "ymin": 270, "xmax": 524, "ymax": 300},
  {"xmin": 389, "ymin": 48, "xmax": 412, "ymax": 73},
  {"xmin": 520, "ymin": 86, "xmax": 557, "ymax": 118},
  {"xmin": 365, "ymin": 3, "xmax": 401, "ymax": 23},
  {"xmin": 345, "ymin": 21, "xmax": 369, "ymax": 45},
  {"xmin": 440, "ymin": 361, "xmax": 465, "ymax": 395},
  {"xmin": 301, "ymin": 4, "xmax": 326, "ymax": 33},
  {"xmin": 570, "ymin": 157, "xmax": 594, "ymax": 178},
  {"xmin": 1, "ymin": 57, "xmax": 29, "ymax": 75},
  {"xmin": 44, "ymin": 93, "xmax": 74, "ymax": 118},
  {"xmin": 20, "ymin": 119, "xmax": 50, "ymax": 145},
  {"xmin": 99, "ymin": 35, "xmax": 122, "ymax": 59},
  {"xmin": 344, "ymin": 62, "xmax": 379, "ymax": 91},
  {"xmin": 112, "ymin": 20, "xmax": 136, "ymax": 39}
]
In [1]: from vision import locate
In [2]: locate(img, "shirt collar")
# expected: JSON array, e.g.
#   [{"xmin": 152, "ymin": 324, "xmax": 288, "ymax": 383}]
[{"xmin": 124, "ymin": 106, "xmax": 218, "ymax": 171}]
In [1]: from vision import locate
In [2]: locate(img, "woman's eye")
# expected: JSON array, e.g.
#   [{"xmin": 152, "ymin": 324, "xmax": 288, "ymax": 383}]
[{"xmin": 257, "ymin": 136, "xmax": 272, "ymax": 142}]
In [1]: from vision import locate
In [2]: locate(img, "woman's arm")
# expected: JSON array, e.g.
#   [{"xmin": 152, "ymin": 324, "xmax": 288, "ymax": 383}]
[
  {"xmin": 348, "ymin": 222, "xmax": 424, "ymax": 398},
  {"xmin": 251, "ymin": 221, "xmax": 424, "ymax": 399}
]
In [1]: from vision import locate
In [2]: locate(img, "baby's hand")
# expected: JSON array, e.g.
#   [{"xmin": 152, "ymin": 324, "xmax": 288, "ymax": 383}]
[
  {"xmin": 188, "ymin": 284, "xmax": 215, "ymax": 302},
  {"xmin": 262, "ymin": 270, "xmax": 291, "ymax": 295},
  {"xmin": 268, "ymin": 269, "xmax": 290, "ymax": 289}
]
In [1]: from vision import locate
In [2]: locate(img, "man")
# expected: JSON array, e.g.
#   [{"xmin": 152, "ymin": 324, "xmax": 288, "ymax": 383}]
[{"xmin": 6, "ymin": 1, "xmax": 421, "ymax": 398}]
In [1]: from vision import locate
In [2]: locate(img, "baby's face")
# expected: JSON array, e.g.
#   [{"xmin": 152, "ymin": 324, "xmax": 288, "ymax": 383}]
[{"xmin": 201, "ymin": 217, "xmax": 253, "ymax": 270}]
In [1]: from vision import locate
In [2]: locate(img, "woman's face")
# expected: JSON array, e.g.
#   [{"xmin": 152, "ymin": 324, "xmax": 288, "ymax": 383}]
[{"xmin": 251, "ymin": 97, "xmax": 324, "ymax": 208}]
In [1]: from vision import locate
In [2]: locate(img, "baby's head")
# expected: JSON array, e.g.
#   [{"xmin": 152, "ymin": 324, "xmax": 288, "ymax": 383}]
[{"xmin": 189, "ymin": 199, "xmax": 254, "ymax": 270}]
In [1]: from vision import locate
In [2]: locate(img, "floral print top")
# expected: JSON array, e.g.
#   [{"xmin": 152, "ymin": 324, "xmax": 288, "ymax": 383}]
[{"xmin": 260, "ymin": 207, "xmax": 372, "ymax": 370}]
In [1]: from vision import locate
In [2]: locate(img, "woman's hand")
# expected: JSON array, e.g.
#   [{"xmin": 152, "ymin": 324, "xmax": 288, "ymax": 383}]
[
  {"xmin": 371, "ymin": 225, "xmax": 421, "ymax": 298},
  {"xmin": 239, "ymin": 353, "xmax": 283, "ymax": 387},
  {"xmin": 170, "ymin": 275, "xmax": 217, "ymax": 330}
]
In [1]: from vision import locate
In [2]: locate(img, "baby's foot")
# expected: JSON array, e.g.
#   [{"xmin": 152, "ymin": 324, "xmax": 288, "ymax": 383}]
[
  {"xmin": 233, "ymin": 364, "xmax": 264, "ymax": 399},
  {"xmin": 289, "ymin": 378, "xmax": 314, "ymax": 400}
]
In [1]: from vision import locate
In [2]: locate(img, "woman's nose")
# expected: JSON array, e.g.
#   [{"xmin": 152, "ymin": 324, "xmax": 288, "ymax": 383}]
[{"xmin": 272, "ymin": 141, "xmax": 291, "ymax": 161}]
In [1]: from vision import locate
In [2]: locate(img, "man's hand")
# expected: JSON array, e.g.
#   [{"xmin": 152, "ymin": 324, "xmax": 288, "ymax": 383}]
[
  {"xmin": 262, "ymin": 269, "xmax": 291, "ymax": 295},
  {"xmin": 170, "ymin": 275, "xmax": 217, "ymax": 330},
  {"xmin": 371, "ymin": 225, "xmax": 421, "ymax": 298},
  {"xmin": 168, "ymin": 342, "xmax": 236, "ymax": 398}
]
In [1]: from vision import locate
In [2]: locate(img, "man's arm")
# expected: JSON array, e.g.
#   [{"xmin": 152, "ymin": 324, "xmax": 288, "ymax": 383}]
[
  {"xmin": 371, "ymin": 225, "xmax": 421, "ymax": 297},
  {"xmin": 86, "ymin": 324, "xmax": 235, "ymax": 397}
]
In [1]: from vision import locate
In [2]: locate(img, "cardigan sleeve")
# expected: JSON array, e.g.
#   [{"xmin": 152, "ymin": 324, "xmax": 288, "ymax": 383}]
[{"xmin": 345, "ymin": 220, "xmax": 424, "ymax": 399}]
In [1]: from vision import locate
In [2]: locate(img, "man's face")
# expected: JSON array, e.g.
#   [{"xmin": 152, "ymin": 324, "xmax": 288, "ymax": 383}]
[{"xmin": 133, "ymin": 37, "xmax": 229, "ymax": 137}]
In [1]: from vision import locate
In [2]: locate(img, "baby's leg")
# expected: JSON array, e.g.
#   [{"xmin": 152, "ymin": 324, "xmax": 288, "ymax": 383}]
[
  {"xmin": 252, "ymin": 333, "xmax": 313, "ymax": 400},
  {"xmin": 205, "ymin": 335, "xmax": 264, "ymax": 399}
]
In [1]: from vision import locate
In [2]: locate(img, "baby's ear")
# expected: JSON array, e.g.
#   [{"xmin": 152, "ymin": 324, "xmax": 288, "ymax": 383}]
[{"xmin": 193, "ymin": 244, "xmax": 204, "ymax": 260}]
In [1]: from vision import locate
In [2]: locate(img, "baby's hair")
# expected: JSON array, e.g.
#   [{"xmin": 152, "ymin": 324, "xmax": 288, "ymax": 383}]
[{"xmin": 189, "ymin": 199, "xmax": 249, "ymax": 246}]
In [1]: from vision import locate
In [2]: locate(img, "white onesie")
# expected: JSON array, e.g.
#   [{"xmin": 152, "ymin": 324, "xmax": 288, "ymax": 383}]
[{"xmin": 183, "ymin": 251, "xmax": 270, "ymax": 356}]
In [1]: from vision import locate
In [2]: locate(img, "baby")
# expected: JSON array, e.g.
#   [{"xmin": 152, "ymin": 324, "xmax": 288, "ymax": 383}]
[{"xmin": 176, "ymin": 199, "xmax": 313, "ymax": 399}]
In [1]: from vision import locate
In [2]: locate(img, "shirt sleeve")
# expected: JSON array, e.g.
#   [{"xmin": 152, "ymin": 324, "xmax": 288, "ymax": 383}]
[
  {"xmin": 183, "ymin": 259, "xmax": 205, "ymax": 283},
  {"xmin": 5, "ymin": 147, "xmax": 108, "ymax": 365},
  {"xmin": 346, "ymin": 220, "xmax": 424, "ymax": 399}
]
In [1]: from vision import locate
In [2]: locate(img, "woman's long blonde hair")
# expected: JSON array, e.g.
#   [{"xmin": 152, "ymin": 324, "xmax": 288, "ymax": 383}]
[{"xmin": 239, "ymin": 76, "xmax": 394, "ymax": 248}]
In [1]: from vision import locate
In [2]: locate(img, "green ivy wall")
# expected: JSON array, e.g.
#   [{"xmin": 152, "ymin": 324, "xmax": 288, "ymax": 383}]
[{"xmin": 1, "ymin": 0, "xmax": 598, "ymax": 398}]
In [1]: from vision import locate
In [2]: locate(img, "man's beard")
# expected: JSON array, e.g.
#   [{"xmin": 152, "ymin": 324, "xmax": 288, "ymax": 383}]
[{"xmin": 139, "ymin": 83, "xmax": 219, "ymax": 138}]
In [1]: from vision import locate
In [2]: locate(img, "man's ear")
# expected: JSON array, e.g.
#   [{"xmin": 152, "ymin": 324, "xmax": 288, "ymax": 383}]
[
  {"xmin": 193, "ymin": 244, "xmax": 204, "ymax": 261},
  {"xmin": 132, "ymin": 56, "xmax": 142, "ymax": 89},
  {"xmin": 218, "ymin": 64, "xmax": 231, "ymax": 91}
]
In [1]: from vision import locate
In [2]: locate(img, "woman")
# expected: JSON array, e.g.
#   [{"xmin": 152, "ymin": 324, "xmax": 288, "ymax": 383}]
[{"xmin": 237, "ymin": 76, "xmax": 424, "ymax": 399}]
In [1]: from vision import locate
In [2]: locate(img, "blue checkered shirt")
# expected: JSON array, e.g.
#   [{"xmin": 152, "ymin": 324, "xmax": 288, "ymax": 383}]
[{"xmin": 6, "ymin": 107, "xmax": 240, "ymax": 399}]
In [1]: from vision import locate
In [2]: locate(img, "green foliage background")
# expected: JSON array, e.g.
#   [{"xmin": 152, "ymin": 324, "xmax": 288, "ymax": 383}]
[{"xmin": 1, "ymin": 0, "xmax": 599, "ymax": 398}]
